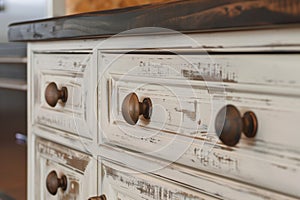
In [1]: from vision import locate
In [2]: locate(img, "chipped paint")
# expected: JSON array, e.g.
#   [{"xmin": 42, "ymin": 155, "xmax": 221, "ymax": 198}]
[{"xmin": 37, "ymin": 138, "xmax": 90, "ymax": 172}]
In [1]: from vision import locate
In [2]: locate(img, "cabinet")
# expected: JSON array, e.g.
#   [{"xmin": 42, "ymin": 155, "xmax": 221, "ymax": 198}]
[{"xmin": 27, "ymin": 27, "xmax": 300, "ymax": 199}]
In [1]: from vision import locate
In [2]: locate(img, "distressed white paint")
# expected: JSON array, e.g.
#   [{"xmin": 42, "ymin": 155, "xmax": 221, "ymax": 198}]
[
  {"xmin": 35, "ymin": 138, "xmax": 97, "ymax": 199},
  {"xmin": 99, "ymin": 52, "xmax": 300, "ymax": 197},
  {"xmin": 27, "ymin": 27, "xmax": 300, "ymax": 200},
  {"xmin": 99, "ymin": 144, "xmax": 299, "ymax": 200},
  {"xmin": 32, "ymin": 53, "xmax": 97, "ymax": 140},
  {"xmin": 27, "ymin": 27, "xmax": 300, "ymax": 52},
  {"xmin": 100, "ymin": 159, "xmax": 218, "ymax": 200}
]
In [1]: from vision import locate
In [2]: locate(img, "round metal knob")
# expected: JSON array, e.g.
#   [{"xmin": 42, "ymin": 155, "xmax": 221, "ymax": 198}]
[
  {"xmin": 88, "ymin": 194, "xmax": 107, "ymax": 200},
  {"xmin": 121, "ymin": 92, "xmax": 152, "ymax": 125},
  {"xmin": 215, "ymin": 105, "xmax": 258, "ymax": 146},
  {"xmin": 45, "ymin": 82, "xmax": 68, "ymax": 107},
  {"xmin": 46, "ymin": 170, "xmax": 67, "ymax": 196}
]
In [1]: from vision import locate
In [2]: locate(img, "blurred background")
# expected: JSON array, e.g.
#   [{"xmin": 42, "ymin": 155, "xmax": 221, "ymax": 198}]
[
  {"xmin": 65, "ymin": 0, "xmax": 173, "ymax": 15},
  {"xmin": 0, "ymin": 0, "xmax": 174, "ymax": 199}
]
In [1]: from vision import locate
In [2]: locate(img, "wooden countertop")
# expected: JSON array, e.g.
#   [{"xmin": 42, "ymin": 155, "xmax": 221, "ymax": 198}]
[{"xmin": 8, "ymin": 0, "xmax": 300, "ymax": 42}]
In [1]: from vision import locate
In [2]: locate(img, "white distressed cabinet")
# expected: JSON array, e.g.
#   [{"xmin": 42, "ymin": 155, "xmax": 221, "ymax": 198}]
[{"xmin": 27, "ymin": 27, "xmax": 300, "ymax": 200}]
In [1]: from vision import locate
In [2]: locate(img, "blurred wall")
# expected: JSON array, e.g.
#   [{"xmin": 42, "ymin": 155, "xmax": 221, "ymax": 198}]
[
  {"xmin": 0, "ymin": 0, "xmax": 48, "ymax": 42},
  {"xmin": 66, "ymin": 0, "xmax": 177, "ymax": 15}
]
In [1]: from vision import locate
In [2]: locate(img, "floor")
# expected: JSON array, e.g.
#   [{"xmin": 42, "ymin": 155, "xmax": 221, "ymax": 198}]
[{"xmin": 0, "ymin": 89, "xmax": 27, "ymax": 200}]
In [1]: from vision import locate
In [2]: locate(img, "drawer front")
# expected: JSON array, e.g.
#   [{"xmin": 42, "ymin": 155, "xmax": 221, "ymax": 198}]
[
  {"xmin": 100, "ymin": 160, "xmax": 217, "ymax": 200},
  {"xmin": 100, "ymin": 146, "xmax": 298, "ymax": 200},
  {"xmin": 32, "ymin": 53, "xmax": 96, "ymax": 139},
  {"xmin": 35, "ymin": 138, "xmax": 97, "ymax": 200},
  {"xmin": 99, "ymin": 52, "xmax": 300, "ymax": 197}
]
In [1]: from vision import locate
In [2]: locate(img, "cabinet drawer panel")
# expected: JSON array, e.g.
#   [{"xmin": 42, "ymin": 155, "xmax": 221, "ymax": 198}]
[
  {"xmin": 35, "ymin": 138, "xmax": 97, "ymax": 199},
  {"xmin": 100, "ymin": 146, "xmax": 299, "ymax": 200},
  {"xmin": 99, "ymin": 52, "xmax": 300, "ymax": 147},
  {"xmin": 100, "ymin": 160, "xmax": 217, "ymax": 200},
  {"xmin": 106, "ymin": 76, "xmax": 300, "ymax": 148},
  {"xmin": 32, "ymin": 53, "xmax": 96, "ymax": 139},
  {"xmin": 99, "ymin": 52, "xmax": 300, "ymax": 198},
  {"xmin": 100, "ymin": 53, "xmax": 300, "ymax": 91}
]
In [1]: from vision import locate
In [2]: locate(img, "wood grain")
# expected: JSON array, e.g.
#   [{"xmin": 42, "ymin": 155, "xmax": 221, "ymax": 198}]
[{"xmin": 8, "ymin": 0, "xmax": 300, "ymax": 41}]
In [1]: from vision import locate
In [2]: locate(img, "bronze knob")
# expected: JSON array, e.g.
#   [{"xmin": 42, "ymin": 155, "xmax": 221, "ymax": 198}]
[
  {"xmin": 121, "ymin": 92, "xmax": 152, "ymax": 125},
  {"xmin": 88, "ymin": 195, "xmax": 107, "ymax": 200},
  {"xmin": 215, "ymin": 105, "xmax": 258, "ymax": 146},
  {"xmin": 46, "ymin": 170, "xmax": 67, "ymax": 195},
  {"xmin": 45, "ymin": 82, "xmax": 68, "ymax": 107}
]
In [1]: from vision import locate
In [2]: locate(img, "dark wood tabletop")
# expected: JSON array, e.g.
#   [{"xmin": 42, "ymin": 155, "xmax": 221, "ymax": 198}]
[{"xmin": 8, "ymin": 0, "xmax": 300, "ymax": 42}]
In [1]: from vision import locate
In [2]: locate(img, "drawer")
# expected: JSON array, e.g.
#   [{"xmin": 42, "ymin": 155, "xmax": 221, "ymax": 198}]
[
  {"xmin": 99, "ymin": 145, "xmax": 298, "ymax": 200},
  {"xmin": 99, "ymin": 52, "xmax": 300, "ymax": 197},
  {"xmin": 35, "ymin": 137, "xmax": 97, "ymax": 200},
  {"xmin": 98, "ymin": 160, "xmax": 217, "ymax": 200},
  {"xmin": 99, "ymin": 52, "xmax": 300, "ymax": 147},
  {"xmin": 32, "ymin": 53, "xmax": 96, "ymax": 139}
]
